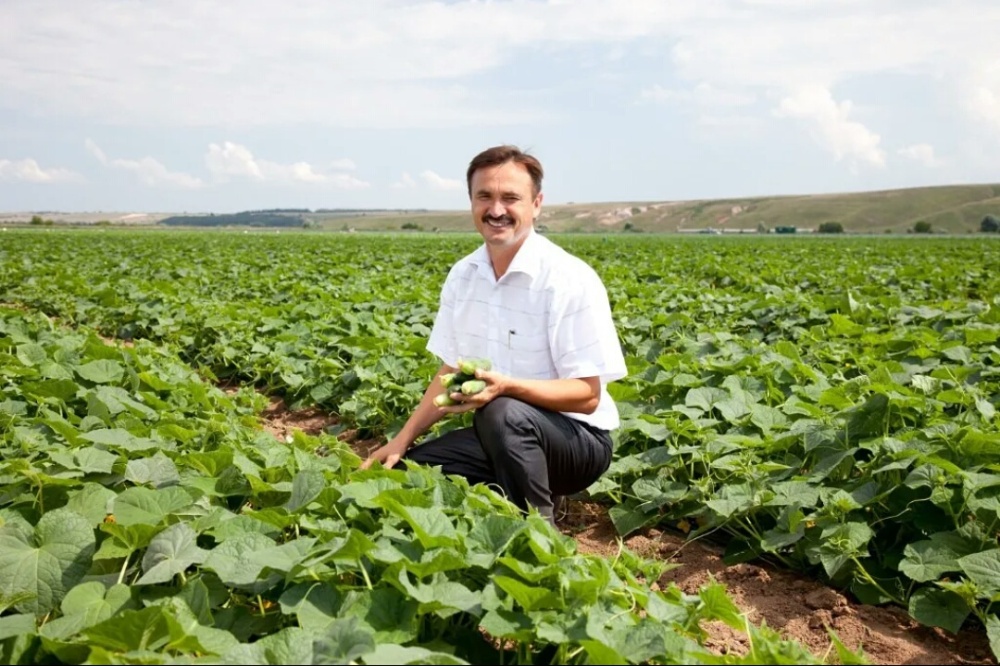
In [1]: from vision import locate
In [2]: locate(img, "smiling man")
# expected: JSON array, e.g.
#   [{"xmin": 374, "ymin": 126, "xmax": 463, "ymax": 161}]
[{"xmin": 361, "ymin": 145, "xmax": 627, "ymax": 525}]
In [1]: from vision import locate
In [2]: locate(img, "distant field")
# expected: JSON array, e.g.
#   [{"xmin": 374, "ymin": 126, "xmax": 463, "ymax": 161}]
[{"xmin": 3, "ymin": 182, "xmax": 1000, "ymax": 234}]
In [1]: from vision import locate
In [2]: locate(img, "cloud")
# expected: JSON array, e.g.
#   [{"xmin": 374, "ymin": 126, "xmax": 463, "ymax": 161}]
[
  {"xmin": 391, "ymin": 172, "xmax": 417, "ymax": 189},
  {"xmin": 774, "ymin": 86, "xmax": 885, "ymax": 168},
  {"xmin": 204, "ymin": 141, "xmax": 369, "ymax": 188},
  {"xmin": 897, "ymin": 144, "xmax": 941, "ymax": 168},
  {"xmin": 4, "ymin": 1, "xmax": 995, "ymax": 132},
  {"xmin": 963, "ymin": 59, "xmax": 1000, "ymax": 137},
  {"xmin": 0, "ymin": 158, "xmax": 81, "ymax": 183},
  {"xmin": 84, "ymin": 139, "xmax": 204, "ymax": 188},
  {"xmin": 420, "ymin": 170, "xmax": 463, "ymax": 191}
]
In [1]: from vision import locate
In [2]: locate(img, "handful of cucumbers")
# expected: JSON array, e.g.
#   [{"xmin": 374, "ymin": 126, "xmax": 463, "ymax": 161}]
[{"xmin": 433, "ymin": 357, "xmax": 492, "ymax": 407}]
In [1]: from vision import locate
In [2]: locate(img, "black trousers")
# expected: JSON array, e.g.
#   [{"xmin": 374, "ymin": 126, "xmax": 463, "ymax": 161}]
[{"xmin": 404, "ymin": 396, "xmax": 613, "ymax": 523}]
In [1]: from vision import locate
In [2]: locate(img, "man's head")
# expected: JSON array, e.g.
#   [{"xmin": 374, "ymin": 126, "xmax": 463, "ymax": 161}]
[{"xmin": 466, "ymin": 145, "xmax": 544, "ymax": 252}]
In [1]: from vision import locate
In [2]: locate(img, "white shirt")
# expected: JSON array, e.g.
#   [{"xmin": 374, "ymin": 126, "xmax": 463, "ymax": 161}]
[{"xmin": 427, "ymin": 229, "xmax": 628, "ymax": 431}]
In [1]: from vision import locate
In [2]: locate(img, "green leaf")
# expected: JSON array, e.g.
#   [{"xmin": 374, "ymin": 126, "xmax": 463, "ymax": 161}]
[
  {"xmin": 16, "ymin": 343, "xmax": 47, "ymax": 367},
  {"xmin": 310, "ymin": 616, "xmax": 375, "ymax": 664},
  {"xmin": 493, "ymin": 575, "xmax": 559, "ymax": 612},
  {"xmin": 362, "ymin": 644, "xmax": 469, "ymax": 665},
  {"xmin": 377, "ymin": 499, "xmax": 458, "ymax": 548},
  {"xmin": 0, "ymin": 508, "xmax": 96, "ymax": 614},
  {"xmin": 124, "ymin": 452, "xmax": 180, "ymax": 489},
  {"xmin": 75, "ymin": 359, "xmax": 124, "ymax": 384},
  {"xmin": 900, "ymin": 531, "xmax": 980, "ymax": 582},
  {"xmin": 608, "ymin": 502, "xmax": 656, "ymax": 537},
  {"xmin": 987, "ymin": 616, "xmax": 1000, "ymax": 664},
  {"xmin": 203, "ymin": 532, "xmax": 280, "ymax": 591},
  {"xmin": 284, "ymin": 469, "xmax": 325, "ymax": 512},
  {"xmin": 958, "ymin": 549, "xmax": 1000, "ymax": 597},
  {"xmin": 698, "ymin": 581, "xmax": 745, "ymax": 630},
  {"xmin": 843, "ymin": 393, "xmax": 889, "ymax": 440},
  {"xmin": 908, "ymin": 587, "xmax": 970, "ymax": 634},
  {"xmin": 113, "ymin": 486, "xmax": 196, "ymax": 526},
  {"xmin": 137, "ymin": 523, "xmax": 208, "ymax": 585},
  {"xmin": 83, "ymin": 606, "xmax": 171, "ymax": 653},
  {"xmin": 79, "ymin": 428, "xmax": 160, "ymax": 453},
  {"xmin": 40, "ymin": 582, "xmax": 135, "ymax": 640},
  {"xmin": 0, "ymin": 613, "xmax": 36, "ymax": 641},
  {"xmin": 220, "ymin": 626, "xmax": 314, "ymax": 665},
  {"xmin": 65, "ymin": 483, "xmax": 117, "ymax": 526}
]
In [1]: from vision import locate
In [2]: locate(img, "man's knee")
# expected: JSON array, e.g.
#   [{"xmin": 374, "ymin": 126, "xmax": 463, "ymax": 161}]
[{"xmin": 474, "ymin": 397, "xmax": 535, "ymax": 444}]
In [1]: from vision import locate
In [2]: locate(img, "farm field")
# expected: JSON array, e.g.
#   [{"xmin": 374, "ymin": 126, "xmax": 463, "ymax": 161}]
[{"xmin": 2, "ymin": 228, "xmax": 1000, "ymax": 663}]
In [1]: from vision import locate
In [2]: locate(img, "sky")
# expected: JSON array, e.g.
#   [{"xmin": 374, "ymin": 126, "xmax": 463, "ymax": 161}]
[{"xmin": 1, "ymin": 0, "xmax": 999, "ymax": 214}]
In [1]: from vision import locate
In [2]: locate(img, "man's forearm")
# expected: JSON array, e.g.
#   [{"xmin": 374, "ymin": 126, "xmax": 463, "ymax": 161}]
[
  {"xmin": 501, "ymin": 376, "xmax": 600, "ymax": 414},
  {"xmin": 392, "ymin": 364, "xmax": 455, "ymax": 447}
]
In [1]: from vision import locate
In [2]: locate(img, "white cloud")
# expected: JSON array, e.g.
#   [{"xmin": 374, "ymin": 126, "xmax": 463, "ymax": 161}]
[
  {"xmin": 897, "ymin": 143, "xmax": 941, "ymax": 168},
  {"xmin": 420, "ymin": 170, "xmax": 463, "ymax": 191},
  {"xmin": 4, "ymin": 1, "xmax": 996, "ymax": 131},
  {"xmin": 391, "ymin": 172, "xmax": 417, "ymax": 189},
  {"xmin": 204, "ymin": 141, "xmax": 369, "ymax": 188},
  {"xmin": 85, "ymin": 139, "xmax": 204, "ymax": 188},
  {"xmin": 0, "ymin": 158, "xmax": 81, "ymax": 183},
  {"xmin": 774, "ymin": 86, "xmax": 885, "ymax": 168},
  {"xmin": 963, "ymin": 59, "xmax": 1000, "ymax": 138}
]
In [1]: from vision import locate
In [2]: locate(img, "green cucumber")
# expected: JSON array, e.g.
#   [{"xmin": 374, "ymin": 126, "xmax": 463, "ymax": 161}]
[
  {"xmin": 461, "ymin": 380, "xmax": 486, "ymax": 395},
  {"xmin": 433, "ymin": 393, "xmax": 457, "ymax": 407},
  {"xmin": 457, "ymin": 357, "xmax": 492, "ymax": 375},
  {"xmin": 440, "ymin": 372, "xmax": 474, "ymax": 388}
]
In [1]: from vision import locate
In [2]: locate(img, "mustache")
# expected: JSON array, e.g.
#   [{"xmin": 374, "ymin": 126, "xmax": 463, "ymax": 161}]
[{"xmin": 482, "ymin": 214, "xmax": 514, "ymax": 224}]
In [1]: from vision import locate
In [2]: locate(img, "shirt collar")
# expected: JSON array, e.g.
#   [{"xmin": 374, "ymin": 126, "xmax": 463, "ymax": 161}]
[{"xmin": 470, "ymin": 228, "xmax": 544, "ymax": 280}]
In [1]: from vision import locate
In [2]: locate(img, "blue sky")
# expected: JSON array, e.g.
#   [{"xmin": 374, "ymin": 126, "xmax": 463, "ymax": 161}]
[{"xmin": 1, "ymin": 0, "xmax": 998, "ymax": 214}]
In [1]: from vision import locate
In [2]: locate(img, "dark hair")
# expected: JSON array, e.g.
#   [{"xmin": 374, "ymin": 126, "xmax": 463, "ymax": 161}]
[{"xmin": 466, "ymin": 145, "xmax": 544, "ymax": 197}]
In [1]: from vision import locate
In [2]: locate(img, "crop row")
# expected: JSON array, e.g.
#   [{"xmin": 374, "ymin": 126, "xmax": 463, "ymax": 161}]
[{"xmin": 0, "ymin": 304, "xmax": 834, "ymax": 664}]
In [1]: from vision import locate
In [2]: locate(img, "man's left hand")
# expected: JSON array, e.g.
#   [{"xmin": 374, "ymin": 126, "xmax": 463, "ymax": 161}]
[{"xmin": 437, "ymin": 368, "xmax": 508, "ymax": 414}]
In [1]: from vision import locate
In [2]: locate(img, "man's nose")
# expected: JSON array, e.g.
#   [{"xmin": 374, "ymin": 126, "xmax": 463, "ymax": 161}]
[{"xmin": 488, "ymin": 200, "xmax": 505, "ymax": 217}]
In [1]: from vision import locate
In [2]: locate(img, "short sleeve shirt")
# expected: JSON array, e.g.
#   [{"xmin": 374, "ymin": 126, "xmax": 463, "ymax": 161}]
[{"xmin": 427, "ymin": 230, "xmax": 627, "ymax": 431}]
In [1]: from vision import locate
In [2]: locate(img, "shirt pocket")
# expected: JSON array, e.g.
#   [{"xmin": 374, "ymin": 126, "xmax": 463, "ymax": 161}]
[{"xmin": 506, "ymin": 330, "xmax": 554, "ymax": 379}]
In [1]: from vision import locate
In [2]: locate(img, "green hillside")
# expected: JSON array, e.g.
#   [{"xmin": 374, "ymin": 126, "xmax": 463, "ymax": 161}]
[{"xmin": 311, "ymin": 183, "xmax": 1000, "ymax": 234}]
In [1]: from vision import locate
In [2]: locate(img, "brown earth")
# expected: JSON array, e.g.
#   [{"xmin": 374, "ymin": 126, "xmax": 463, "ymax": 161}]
[{"xmin": 260, "ymin": 401, "xmax": 996, "ymax": 665}]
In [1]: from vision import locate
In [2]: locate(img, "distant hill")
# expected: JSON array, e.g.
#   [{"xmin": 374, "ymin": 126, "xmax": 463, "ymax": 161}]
[
  {"xmin": 4, "ymin": 183, "xmax": 999, "ymax": 233},
  {"xmin": 316, "ymin": 183, "xmax": 1000, "ymax": 234}
]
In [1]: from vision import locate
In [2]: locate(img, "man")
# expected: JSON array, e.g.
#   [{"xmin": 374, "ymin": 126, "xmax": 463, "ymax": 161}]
[{"xmin": 361, "ymin": 145, "xmax": 627, "ymax": 525}]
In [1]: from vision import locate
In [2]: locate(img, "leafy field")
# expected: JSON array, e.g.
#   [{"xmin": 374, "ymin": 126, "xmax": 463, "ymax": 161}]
[{"xmin": 2, "ymin": 228, "xmax": 1000, "ymax": 662}]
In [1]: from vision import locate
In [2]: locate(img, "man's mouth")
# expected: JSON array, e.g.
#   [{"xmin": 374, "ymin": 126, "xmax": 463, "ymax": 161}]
[{"xmin": 484, "ymin": 216, "xmax": 514, "ymax": 228}]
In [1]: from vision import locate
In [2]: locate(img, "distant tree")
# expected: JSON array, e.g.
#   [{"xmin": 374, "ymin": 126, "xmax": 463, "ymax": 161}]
[
  {"xmin": 30, "ymin": 215, "xmax": 44, "ymax": 225},
  {"xmin": 913, "ymin": 220, "xmax": 933, "ymax": 234},
  {"xmin": 401, "ymin": 222, "xmax": 422, "ymax": 231},
  {"xmin": 630, "ymin": 206, "xmax": 641, "ymax": 215},
  {"xmin": 981, "ymin": 215, "xmax": 1000, "ymax": 233},
  {"xmin": 817, "ymin": 221, "xmax": 844, "ymax": 234}
]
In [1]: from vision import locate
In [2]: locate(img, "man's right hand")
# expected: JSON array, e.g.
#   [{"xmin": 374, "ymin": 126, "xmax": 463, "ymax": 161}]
[{"xmin": 359, "ymin": 438, "xmax": 409, "ymax": 470}]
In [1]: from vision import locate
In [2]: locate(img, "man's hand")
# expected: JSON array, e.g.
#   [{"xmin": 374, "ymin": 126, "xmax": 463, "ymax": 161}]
[
  {"xmin": 437, "ymin": 368, "xmax": 509, "ymax": 414},
  {"xmin": 359, "ymin": 438, "xmax": 409, "ymax": 470}
]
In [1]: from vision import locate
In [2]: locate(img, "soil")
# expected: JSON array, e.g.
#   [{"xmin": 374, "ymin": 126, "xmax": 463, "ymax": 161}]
[{"xmin": 258, "ymin": 400, "xmax": 996, "ymax": 665}]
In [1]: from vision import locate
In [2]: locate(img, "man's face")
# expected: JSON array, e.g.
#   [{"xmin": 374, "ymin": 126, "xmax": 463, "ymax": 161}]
[{"xmin": 470, "ymin": 161, "xmax": 542, "ymax": 251}]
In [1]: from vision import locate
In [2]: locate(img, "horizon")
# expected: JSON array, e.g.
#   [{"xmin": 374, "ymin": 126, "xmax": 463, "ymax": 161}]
[{"xmin": 4, "ymin": 179, "xmax": 998, "ymax": 217}]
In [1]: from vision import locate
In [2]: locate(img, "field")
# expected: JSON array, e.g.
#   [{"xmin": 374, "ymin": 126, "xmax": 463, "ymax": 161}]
[{"xmin": 1, "ymin": 228, "xmax": 1000, "ymax": 664}]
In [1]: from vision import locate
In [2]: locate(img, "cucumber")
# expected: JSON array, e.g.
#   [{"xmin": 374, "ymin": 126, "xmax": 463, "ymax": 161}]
[
  {"xmin": 440, "ymin": 372, "xmax": 473, "ymax": 388},
  {"xmin": 457, "ymin": 357, "xmax": 492, "ymax": 375},
  {"xmin": 461, "ymin": 380, "xmax": 486, "ymax": 395},
  {"xmin": 433, "ymin": 393, "xmax": 457, "ymax": 407}
]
